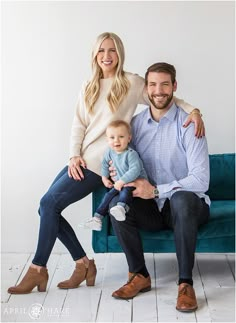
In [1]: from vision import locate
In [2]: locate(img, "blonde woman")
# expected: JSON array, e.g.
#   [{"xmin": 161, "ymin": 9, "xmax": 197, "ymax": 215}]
[{"xmin": 8, "ymin": 32, "xmax": 204, "ymax": 294}]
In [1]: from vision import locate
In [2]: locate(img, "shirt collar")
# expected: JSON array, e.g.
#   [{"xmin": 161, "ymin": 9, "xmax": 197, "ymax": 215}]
[{"xmin": 147, "ymin": 102, "xmax": 178, "ymax": 124}]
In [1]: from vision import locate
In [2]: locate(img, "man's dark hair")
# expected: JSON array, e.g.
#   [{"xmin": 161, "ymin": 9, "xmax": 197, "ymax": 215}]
[{"xmin": 145, "ymin": 62, "xmax": 176, "ymax": 85}]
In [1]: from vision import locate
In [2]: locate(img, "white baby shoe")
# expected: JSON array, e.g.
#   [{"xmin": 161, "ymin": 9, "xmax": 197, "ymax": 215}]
[
  {"xmin": 79, "ymin": 217, "xmax": 102, "ymax": 231},
  {"xmin": 110, "ymin": 205, "xmax": 126, "ymax": 221}
]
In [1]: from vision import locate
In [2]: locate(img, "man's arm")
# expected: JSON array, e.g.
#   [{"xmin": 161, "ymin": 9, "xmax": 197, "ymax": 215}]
[
  {"xmin": 126, "ymin": 124, "xmax": 209, "ymax": 200},
  {"xmin": 157, "ymin": 127, "xmax": 209, "ymax": 199},
  {"xmin": 101, "ymin": 149, "xmax": 112, "ymax": 178}
]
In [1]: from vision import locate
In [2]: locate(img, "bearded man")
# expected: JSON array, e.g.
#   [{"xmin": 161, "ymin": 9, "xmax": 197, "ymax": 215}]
[{"xmin": 110, "ymin": 62, "xmax": 210, "ymax": 312}]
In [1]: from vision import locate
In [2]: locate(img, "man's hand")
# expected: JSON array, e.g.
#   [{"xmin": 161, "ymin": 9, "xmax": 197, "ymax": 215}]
[
  {"xmin": 68, "ymin": 156, "xmax": 86, "ymax": 180},
  {"xmin": 108, "ymin": 160, "xmax": 117, "ymax": 182},
  {"xmin": 102, "ymin": 176, "xmax": 114, "ymax": 188},
  {"xmin": 124, "ymin": 178, "xmax": 155, "ymax": 199},
  {"xmin": 183, "ymin": 110, "xmax": 205, "ymax": 138},
  {"xmin": 114, "ymin": 180, "xmax": 125, "ymax": 191}
]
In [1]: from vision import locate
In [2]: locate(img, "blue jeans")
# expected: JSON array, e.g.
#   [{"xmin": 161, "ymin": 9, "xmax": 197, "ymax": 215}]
[
  {"xmin": 32, "ymin": 166, "xmax": 102, "ymax": 267},
  {"xmin": 96, "ymin": 187, "xmax": 135, "ymax": 216},
  {"xmin": 110, "ymin": 191, "xmax": 210, "ymax": 280}
]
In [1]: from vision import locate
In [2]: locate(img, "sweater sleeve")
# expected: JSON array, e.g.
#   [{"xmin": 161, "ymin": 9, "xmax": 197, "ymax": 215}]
[
  {"xmin": 120, "ymin": 150, "xmax": 143, "ymax": 183},
  {"xmin": 138, "ymin": 85, "xmax": 149, "ymax": 105},
  {"xmin": 69, "ymin": 82, "xmax": 89, "ymax": 159},
  {"xmin": 132, "ymin": 74, "xmax": 150, "ymax": 105},
  {"xmin": 173, "ymin": 96, "xmax": 198, "ymax": 114}
]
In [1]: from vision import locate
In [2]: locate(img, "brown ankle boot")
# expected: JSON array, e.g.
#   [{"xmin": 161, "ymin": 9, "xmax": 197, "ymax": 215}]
[
  {"xmin": 86, "ymin": 259, "xmax": 97, "ymax": 286},
  {"xmin": 57, "ymin": 259, "xmax": 97, "ymax": 289},
  {"xmin": 8, "ymin": 266, "xmax": 48, "ymax": 294}
]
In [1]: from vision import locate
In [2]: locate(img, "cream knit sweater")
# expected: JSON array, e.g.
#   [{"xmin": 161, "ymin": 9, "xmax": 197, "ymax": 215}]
[{"xmin": 69, "ymin": 72, "xmax": 194, "ymax": 176}]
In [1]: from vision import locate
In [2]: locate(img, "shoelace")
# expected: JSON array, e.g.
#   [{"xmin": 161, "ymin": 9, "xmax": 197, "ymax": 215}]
[
  {"xmin": 123, "ymin": 273, "xmax": 137, "ymax": 286},
  {"xmin": 129, "ymin": 273, "xmax": 138, "ymax": 282}
]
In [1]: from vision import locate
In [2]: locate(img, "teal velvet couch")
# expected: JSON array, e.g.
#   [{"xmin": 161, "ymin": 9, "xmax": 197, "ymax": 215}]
[{"xmin": 92, "ymin": 153, "xmax": 235, "ymax": 253}]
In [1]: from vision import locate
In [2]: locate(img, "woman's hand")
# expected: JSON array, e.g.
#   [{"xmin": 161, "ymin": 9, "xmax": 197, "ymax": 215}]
[
  {"xmin": 125, "ymin": 178, "xmax": 155, "ymax": 199},
  {"xmin": 68, "ymin": 156, "xmax": 87, "ymax": 181},
  {"xmin": 183, "ymin": 110, "xmax": 205, "ymax": 138}
]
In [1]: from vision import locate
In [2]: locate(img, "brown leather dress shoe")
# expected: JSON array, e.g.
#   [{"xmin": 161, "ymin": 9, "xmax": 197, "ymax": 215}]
[
  {"xmin": 176, "ymin": 283, "xmax": 198, "ymax": 312},
  {"xmin": 112, "ymin": 273, "xmax": 151, "ymax": 300}
]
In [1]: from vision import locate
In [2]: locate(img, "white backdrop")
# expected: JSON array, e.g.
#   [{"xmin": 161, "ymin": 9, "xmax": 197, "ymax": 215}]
[{"xmin": 1, "ymin": 1, "xmax": 235, "ymax": 255}]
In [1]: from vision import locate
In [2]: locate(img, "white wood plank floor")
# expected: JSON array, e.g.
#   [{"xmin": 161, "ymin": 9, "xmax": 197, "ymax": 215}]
[{"xmin": 1, "ymin": 253, "xmax": 235, "ymax": 322}]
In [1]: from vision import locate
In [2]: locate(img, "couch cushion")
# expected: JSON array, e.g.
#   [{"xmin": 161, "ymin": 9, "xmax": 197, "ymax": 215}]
[{"xmin": 207, "ymin": 153, "xmax": 235, "ymax": 200}]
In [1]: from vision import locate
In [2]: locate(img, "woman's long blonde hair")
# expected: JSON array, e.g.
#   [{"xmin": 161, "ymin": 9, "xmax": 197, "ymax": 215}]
[{"xmin": 84, "ymin": 32, "xmax": 130, "ymax": 114}]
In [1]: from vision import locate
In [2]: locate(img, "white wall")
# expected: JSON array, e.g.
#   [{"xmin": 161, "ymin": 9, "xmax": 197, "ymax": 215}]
[{"xmin": 2, "ymin": 1, "xmax": 235, "ymax": 255}]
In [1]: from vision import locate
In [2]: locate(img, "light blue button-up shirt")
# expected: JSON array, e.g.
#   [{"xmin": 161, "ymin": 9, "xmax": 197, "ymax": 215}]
[{"xmin": 131, "ymin": 103, "xmax": 210, "ymax": 210}]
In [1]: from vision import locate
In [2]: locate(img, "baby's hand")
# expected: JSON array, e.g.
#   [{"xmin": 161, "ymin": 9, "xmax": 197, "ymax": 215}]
[
  {"xmin": 114, "ymin": 180, "xmax": 125, "ymax": 191},
  {"xmin": 102, "ymin": 177, "xmax": 114, "ymax": 188}
]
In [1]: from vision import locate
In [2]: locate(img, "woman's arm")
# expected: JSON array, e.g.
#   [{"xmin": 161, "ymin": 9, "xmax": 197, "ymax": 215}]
[
  {"xmin": 68, "ymin": 156, "xmax": 87, "ymax": 181},
  {"xmin": 68, "ymin": 83, "xmax": 89, "ymax": 180},
  {"xmin": 174, "ymin": 96, "xmax": 205, "ymax": 138},
  {"xmin": 69, "ymin": 83, "xmax": 89, "ymax": 159}
]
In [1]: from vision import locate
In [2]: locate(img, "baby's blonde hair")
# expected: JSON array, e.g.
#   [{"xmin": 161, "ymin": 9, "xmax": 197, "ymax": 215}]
[
  {"xmin": 106, "ymin": 120, "xmax": 131, "ymax": 134},
  {"xmin": 84, "ymin": 32, "xmax": 130, "ymax": 114}
]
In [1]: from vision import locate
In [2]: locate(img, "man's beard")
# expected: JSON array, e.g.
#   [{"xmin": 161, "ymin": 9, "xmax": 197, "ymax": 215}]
[{"xmin": 148, "ymin": 92, "xmax": 174, "ymax": 110}]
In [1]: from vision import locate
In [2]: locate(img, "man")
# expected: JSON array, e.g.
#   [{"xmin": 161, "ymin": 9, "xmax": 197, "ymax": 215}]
[{"xmin": 110, "ymin": 62, "xmax": 210, "ymax": 312}]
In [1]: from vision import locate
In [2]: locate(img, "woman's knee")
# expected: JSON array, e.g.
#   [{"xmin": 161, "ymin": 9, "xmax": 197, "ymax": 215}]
[{"xmin": 39, "ymin": 191, "xmax": 59, "ymax": 215}]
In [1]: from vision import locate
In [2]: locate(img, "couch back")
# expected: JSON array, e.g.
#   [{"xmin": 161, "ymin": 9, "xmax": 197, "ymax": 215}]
[{"xmin": 207, "ymin": 153, "xmax": 235, "ymax": 200}]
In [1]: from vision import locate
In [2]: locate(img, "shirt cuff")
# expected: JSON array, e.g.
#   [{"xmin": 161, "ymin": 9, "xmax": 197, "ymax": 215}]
[{"xmin": 157, "ymin": 180, "xmax": 182, "ymax": 199}]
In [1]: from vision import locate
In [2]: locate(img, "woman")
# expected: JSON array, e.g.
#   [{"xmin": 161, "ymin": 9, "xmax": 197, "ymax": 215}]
[{"xmin": 8, "ymin": 32, "xmax": 204, "ymax": 294}]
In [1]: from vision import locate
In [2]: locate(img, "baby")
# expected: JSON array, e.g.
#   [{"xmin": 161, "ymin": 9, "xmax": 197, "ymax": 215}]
[{"xmin": 82, "ymin": 120, "xmax": 148, "ymax": 231}]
